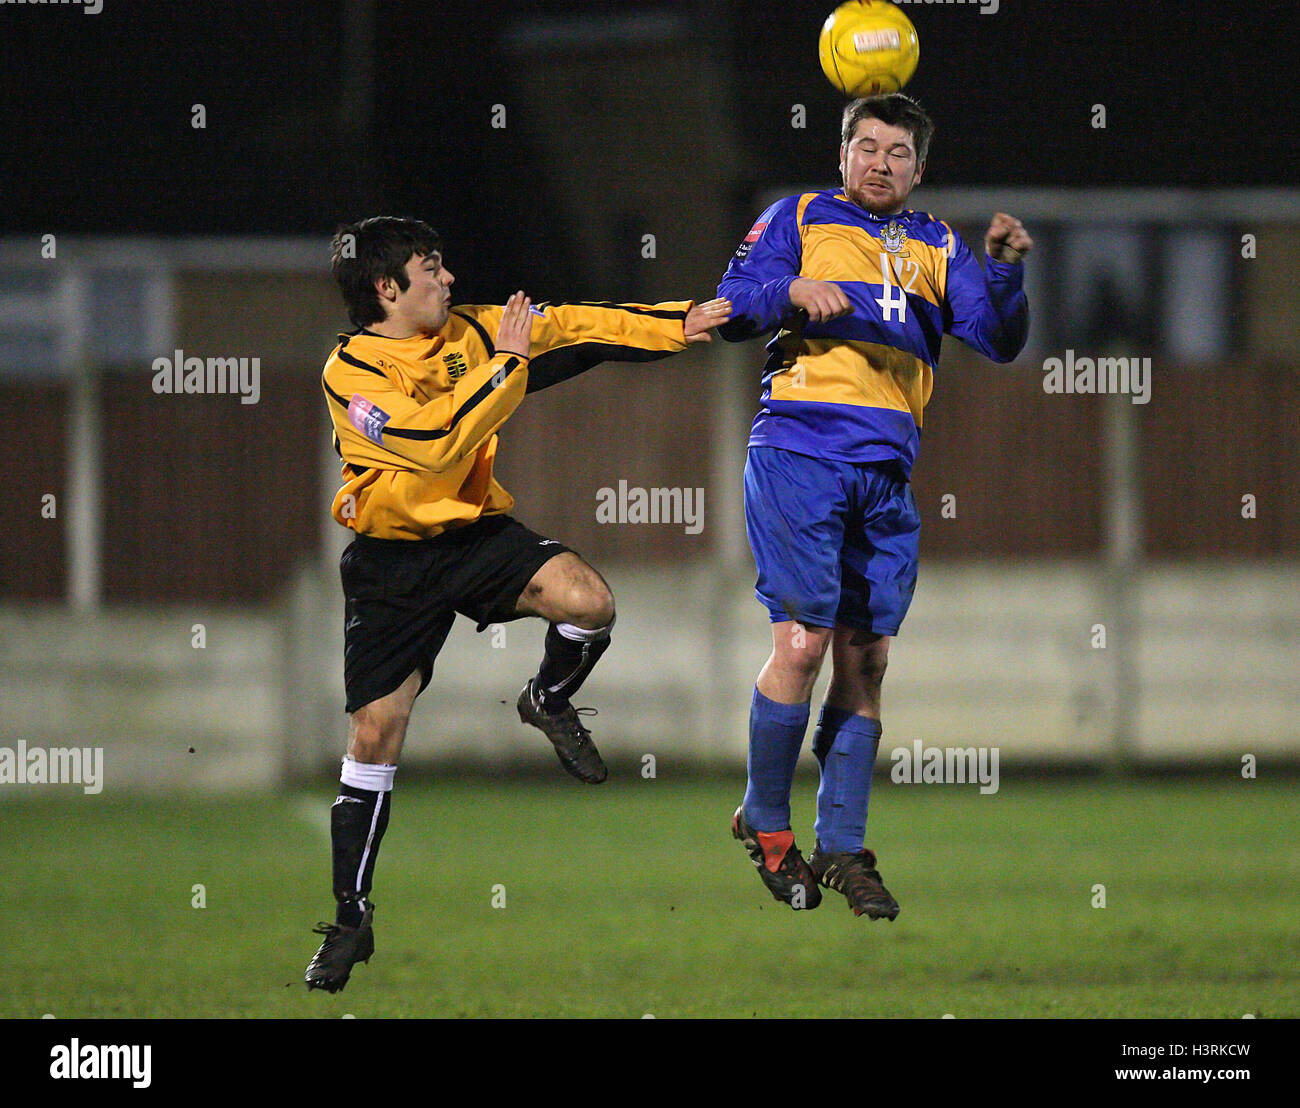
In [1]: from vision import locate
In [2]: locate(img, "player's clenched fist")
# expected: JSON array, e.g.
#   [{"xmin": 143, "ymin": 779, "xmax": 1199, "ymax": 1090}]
[
  {"xmin": 984, "ymin": 213, "xmax": 1033, "ymax": 264},
  {"xmin": 684, "ymin": 297, "xmax": 733, "ymax": 343},
  {"xmin": 496, "ymin": 290, "xmax": 534, "ymax": 357},
  {"xmin": 789, "ymin": 278, "xmax": 854, "ymax": 323}
]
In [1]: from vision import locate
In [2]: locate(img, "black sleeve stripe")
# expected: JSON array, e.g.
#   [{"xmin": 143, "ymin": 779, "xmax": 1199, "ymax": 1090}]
[
  {"xmin": 323, "ymin": 379, "xmax": 351, "ymax": 409},
  {"xmin": 526, "ymin": 342, "xmax": 675, "ymax": 394},
  {"xmin": 547, "ymin": 301, "xmax": 687, "ymax": 321},
  {"xmin": 450, "ymin": 310, "xmax": 495, "ymax": 357},
  {"xmin": 385, "ymin": 357, "xmax": 523, "ymax": 441}
]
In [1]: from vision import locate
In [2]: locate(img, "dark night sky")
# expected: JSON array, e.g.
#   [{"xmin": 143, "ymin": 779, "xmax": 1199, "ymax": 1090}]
[{"xmin": 3, "ymin": 0, "xmax": 1297, "ymax": 282}]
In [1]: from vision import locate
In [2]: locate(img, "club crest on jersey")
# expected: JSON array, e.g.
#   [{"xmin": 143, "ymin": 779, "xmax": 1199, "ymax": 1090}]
[
  {"xmin": 880, "ymin": 221, "xmax": 910, "ymax": 256},
  {"xmin": 443, "ymin": 351, "xmax": 469, "ymax": 381}
]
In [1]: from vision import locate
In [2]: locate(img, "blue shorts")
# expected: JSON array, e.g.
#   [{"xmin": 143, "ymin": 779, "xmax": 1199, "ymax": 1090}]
[{"xmin": 744, "ymin": 445, "xmax": 920, "ymax": 635}]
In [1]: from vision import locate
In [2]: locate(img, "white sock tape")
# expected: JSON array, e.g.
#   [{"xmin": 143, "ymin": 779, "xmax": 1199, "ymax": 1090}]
[
  {"xmin": 555, "ymin": 618, "xmax": 614, "ymax": 643},
  {"xmin": 340, "ymin": 757, "xmax": 397, "ymax": 793}
]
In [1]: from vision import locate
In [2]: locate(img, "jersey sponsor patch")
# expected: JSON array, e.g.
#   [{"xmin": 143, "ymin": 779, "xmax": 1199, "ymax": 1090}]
[
  {"xmin": 348, "ymin": 394, "xmax": 391, "ymax": 443},
  {"xmin": 734, "ymin": 220, "xmax": 769, "ymax": 260}
]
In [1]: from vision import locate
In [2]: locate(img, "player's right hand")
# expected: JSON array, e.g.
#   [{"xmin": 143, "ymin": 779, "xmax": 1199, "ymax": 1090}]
[
  {"xmin": 984, "ymin": 212, "xmax": 1033, "ymax": 264},
  {"xmin": 684, "ymin": 297, "xmax": 733, "ymax": 343},
  {"xmin": 496, "ymin": 290, "xmax": 534, "ymax": 357},
  {"xmin": 789, "ymin": 278, "xmax": 853, "ymax": 323}
]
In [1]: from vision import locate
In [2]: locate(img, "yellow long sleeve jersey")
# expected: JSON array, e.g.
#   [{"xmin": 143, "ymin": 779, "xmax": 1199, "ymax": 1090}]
[{"xmin": 321, "ymin": 300, "xmax": 694, "ymax": 539}]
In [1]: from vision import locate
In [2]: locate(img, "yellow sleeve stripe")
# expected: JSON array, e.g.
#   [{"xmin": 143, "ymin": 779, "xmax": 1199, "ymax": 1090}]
[{"xmin": 796, "ymin": 192, "xmax": 818, "ymax": 230}]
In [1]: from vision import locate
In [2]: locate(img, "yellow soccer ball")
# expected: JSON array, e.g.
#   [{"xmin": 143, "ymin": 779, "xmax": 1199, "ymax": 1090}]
[{"xmin": 819, "ymin": 1, "xmax": 920, "ymax": 97}]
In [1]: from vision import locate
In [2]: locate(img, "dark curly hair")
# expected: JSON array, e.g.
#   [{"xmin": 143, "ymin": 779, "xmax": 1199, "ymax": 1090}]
[{"xmin": 331, "ymin": 216, "xmax": 442, "ymax": 328}]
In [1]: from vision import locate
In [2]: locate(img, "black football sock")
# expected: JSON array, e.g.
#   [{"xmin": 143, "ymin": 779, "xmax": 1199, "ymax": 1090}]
[
  {"xmin": 534, "ymin": 620, "xmax": 613, "ymax": 713},
  {"xmin": 330, "ymin": 759, "xmax": 396, "ymax": 925}
]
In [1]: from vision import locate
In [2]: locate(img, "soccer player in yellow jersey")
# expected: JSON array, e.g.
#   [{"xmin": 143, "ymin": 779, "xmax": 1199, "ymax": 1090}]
[{"xmin": 306, "ymin": 216, "xmax": 730, "ymax": 992}]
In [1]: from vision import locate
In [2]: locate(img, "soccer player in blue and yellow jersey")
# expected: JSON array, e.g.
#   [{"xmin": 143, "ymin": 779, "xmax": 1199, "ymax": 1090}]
[
  {"xmin": 305, "ymin": 216, "xmax": 730, "ymax": 991},
  {"xmin": 718, "ymin": 94, "xmax": 1031, "ymax": 920}
]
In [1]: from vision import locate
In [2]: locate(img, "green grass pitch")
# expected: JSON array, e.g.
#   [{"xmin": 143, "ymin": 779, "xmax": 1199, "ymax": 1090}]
[{"xmin": 4, "ymin": 777, "xmax": 1296, "ymax": 1018}]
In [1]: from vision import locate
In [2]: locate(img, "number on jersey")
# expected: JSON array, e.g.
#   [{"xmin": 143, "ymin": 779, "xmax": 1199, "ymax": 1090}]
[{"xmin": 874, "ymin": 251, "xmax": 908, "ymax": 323}]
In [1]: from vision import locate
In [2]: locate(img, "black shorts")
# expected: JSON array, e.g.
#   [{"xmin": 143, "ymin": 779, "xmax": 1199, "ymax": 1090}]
[{"xmin": 340, "ymin": 514, "xmax": 572, "ymax": 713}]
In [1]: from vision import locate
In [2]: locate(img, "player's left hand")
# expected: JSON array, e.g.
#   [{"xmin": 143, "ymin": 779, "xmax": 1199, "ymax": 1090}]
[
  {"xmin": 684, "ymin": 298, "xmax": 733, "ymax": 344},
  {"xmin": 985, "ymin": 213, "xmax": 1033, "ymax": 264}
]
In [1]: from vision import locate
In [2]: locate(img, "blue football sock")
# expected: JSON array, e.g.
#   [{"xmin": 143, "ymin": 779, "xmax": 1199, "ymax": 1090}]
[
  {"xmin": 741, "ymin": 687, "xmax": 810, "ymax": 831},
  {"xmin": 812, "ymin": 707, "xmax": 882, "ymax": 853}
]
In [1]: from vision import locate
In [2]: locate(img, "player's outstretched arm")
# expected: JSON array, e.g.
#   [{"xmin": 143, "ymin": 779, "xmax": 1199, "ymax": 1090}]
[{"xmin": 453, "ymin": 295, "xmax": 725, "ymax": 392}]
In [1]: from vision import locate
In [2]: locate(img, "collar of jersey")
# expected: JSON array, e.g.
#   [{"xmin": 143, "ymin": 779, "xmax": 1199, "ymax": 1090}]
[
  {"xmin": 829, "ymin": 192, "xmax": 914, "ymax": 222},
  {"xmin": 343, "ymin": 327, "xmax": 446, "ymax": 360}
]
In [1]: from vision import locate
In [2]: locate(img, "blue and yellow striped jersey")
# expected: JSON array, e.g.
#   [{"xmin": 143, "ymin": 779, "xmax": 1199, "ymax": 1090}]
[{"xmin": 718, "ymin": 189, "xmax": 1029, "ymax": 476}]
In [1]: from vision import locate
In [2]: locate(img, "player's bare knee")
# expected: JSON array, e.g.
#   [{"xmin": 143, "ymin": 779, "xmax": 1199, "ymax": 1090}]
[
  {"xmin": 774, "ymin": 635, "xmax": 829, "ymax": 685},
  {"xmin": 779, "ymin": 621, "xmax": 830, "ymax": 655},
  {"xmin": 860, "ymin": 652, "xmax": 888, "ymax": 694},
  {"xmin": 566, "ymin": 567, "xmax": 615, "ymax": 629},
  {"xmin": 348, "ymin": 706, "xmax": 408, "ymax": 762},
  {"xmin": 584, "ymin": 584, "xmax": 616, "ymax": 629},
  {"xmin": 839, "ymin": 631, "xmax": 889, "ymax": 694}
]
